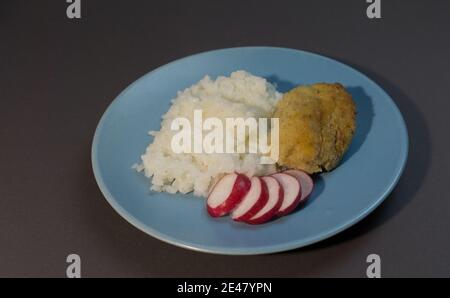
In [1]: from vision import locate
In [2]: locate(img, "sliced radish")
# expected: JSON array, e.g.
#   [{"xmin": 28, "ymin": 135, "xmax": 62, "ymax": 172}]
[
  {"xmin": 283, "ymin": 169, "xmax": 314, "ymax": 203},
  {"xmin": 271, "ymin": 173, "xmax": 301, "ymax": 216},
  {"xmin": 207, "ymin": 173, "xmax": 251, "ymax": 217},
  {"xmin": 246, "ymin": 176, "xmax": 283, "ymax": 225},
  {"xmin": 231, "ymin": 177, "xmax": 268, "ymax": 222}
]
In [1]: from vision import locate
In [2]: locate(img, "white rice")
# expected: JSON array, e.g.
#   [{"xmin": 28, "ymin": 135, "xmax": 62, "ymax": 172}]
[{"xmin": 137, "ymin": 70, "xmax": 281, "ymax": 197}]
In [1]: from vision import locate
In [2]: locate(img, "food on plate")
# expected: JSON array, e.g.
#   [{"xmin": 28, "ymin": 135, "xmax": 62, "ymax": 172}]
[
  {"xmin": 231, "ymin": 177, "xmax": 269, "ymax": 222},
  {"xmin": 246, "ymin": 176, "xmax": 283, "ymax": 225},
  {"xmin": 283, "ymin": 169, "xmax": 314, "ymax": 204},
  {"xmin": 136, "ymin": 70, "xmax": 356, "ymax": 225},
  {"xmin": 205, "ymin": 170, "xmax": 313, "ymax": 224},
  {"xmin": 138, "ymin": 71, "xmax": 280, "ymax": 197},
  {"xmin": 271, "ymin": 173, "xmax": 302, "ymax": 216},
  {"xmin": 274, "ymin": 83, "xmax": 356, "ymax": 173},
  {"xmin": 207, "ymin": 173, "xmax": 251, "ymax": 217}
]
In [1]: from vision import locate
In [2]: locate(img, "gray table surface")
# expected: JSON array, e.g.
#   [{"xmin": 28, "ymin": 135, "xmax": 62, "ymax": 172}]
[{"xmin": 1, "ymin": 0, "xmax": 449, "ymax": 277}]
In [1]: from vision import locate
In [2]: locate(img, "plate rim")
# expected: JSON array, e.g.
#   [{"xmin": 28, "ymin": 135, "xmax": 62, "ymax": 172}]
[{"xmin": 91, "ymin": 46, "xmax": 409, "ymax": 255}]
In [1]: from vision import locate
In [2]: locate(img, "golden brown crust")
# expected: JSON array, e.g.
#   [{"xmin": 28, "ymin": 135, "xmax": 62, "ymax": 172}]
[{"xmin": 274, "ymin": 83, "xmax": 356, "ymax": 173}]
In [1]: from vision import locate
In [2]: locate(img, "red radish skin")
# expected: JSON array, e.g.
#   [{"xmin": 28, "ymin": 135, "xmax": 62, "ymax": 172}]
[
  {"xmin": 231, "ymin": 177, "xmax": 269, "ymax": 222},
  {"xmin": 271, "ymin": 173, "xmax": 302, "ymax": 216},
  {"xmin": 207, "ymin": 173, "xmax": 251, "ymax": 217},
  {"xmin": 246, "ymin": 176, "xmax": 283, "ymax": 225},
  {"xmin": 283, "ymin": 170, "xmax": 314, "ymax": 204}
]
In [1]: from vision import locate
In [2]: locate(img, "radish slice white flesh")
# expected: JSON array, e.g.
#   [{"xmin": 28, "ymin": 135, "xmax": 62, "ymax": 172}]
[
  {"xmin": 231, "ymin": 177, "xmax": 268, "ymax": 222},
  {"xmin": 271, "ymin": 173, "xmax": 301, "ymax": 216},
  {"xmin": 246, "ymin": 176, "xmax": 283, "ymax": 225},
  {"xmin": 207, "ymin": 173, "xmax": 251, "ymax": 217},
  {"xmin": 283, "ymin": 170, "xmax": 314, "ymax": 203}
]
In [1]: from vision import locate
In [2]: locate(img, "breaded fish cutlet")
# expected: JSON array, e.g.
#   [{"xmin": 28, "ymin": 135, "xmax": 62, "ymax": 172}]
[{"xmin": 274, "ymin": 83, "xmax": 356, "ymax": 173}]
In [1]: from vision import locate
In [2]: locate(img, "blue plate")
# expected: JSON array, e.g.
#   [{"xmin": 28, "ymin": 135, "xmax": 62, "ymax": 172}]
[{"xmin": 92, "ymin": 47, "xmax": 408, "ymax": 255}]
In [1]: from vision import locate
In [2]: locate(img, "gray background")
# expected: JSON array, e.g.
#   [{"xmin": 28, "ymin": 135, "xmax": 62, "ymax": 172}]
[{"xmin": 0, "ymin": 0, "xmax": 449, "ymax": 277}]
